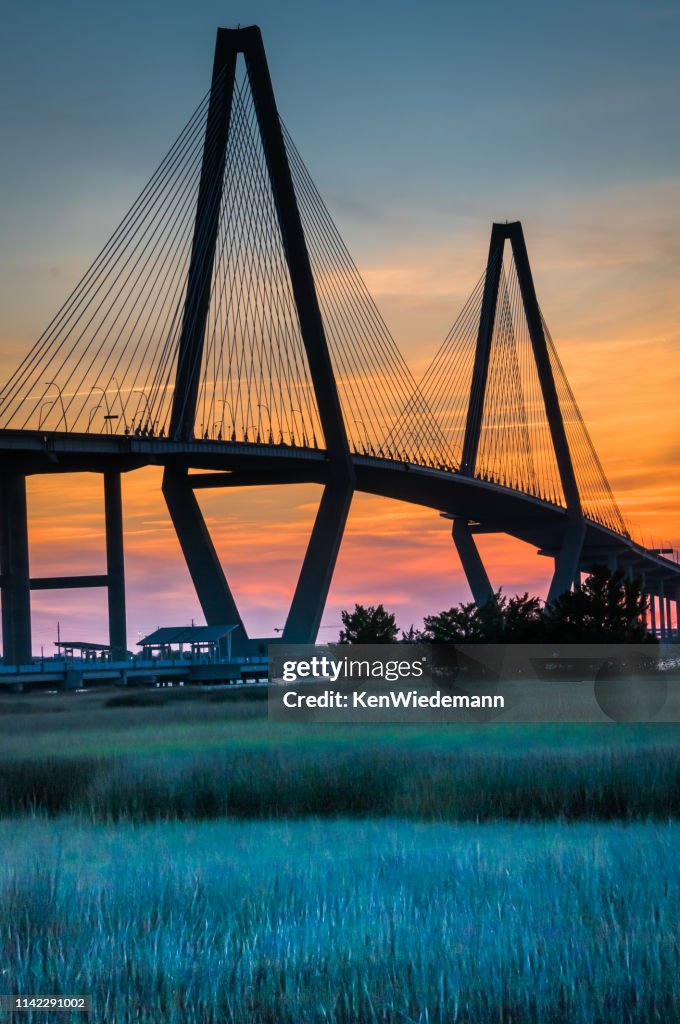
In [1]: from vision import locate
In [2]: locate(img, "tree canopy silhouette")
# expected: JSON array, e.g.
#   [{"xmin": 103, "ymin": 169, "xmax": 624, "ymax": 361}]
[
  {"xmin": 422, "ymin": 592, "xmax": 542, "ymax": 643},
  {"xmin": 338, "ymin": 604, "xmax": 399, "ymax": 644},
  {"xmin": 338, "ymin": 568, "xmax": 652, "ymax": 644},
  {"xmin": 543, "ymin": 566, "xmax": 650, "ymax": 643}
]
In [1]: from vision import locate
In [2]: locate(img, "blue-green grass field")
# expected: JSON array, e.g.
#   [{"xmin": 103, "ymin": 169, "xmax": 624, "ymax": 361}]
[{"xmin": 0, "ymin": 689, "xmax": 679, "ymax": 1022}]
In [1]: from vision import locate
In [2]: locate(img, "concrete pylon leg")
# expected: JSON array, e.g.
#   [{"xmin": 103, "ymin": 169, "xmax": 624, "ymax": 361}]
[
  {"xmin": 547, "ymin": 518, "xmax": 586, "ymax": 605},
  {"xmin": 104, "ymin": 472, "xmax": 128, "ymax": 660},
  {"xmin": 162, "ymin": 468, "xmax": 245, "ymax": 632},
  {"xmin": 658, "ymin": 584, "xmax": 666, "ymax": 639},
  {"xmin": 649, "ymin": 593, "xmax": 657, "ymax": 636},
  {"xmin": 452, "ymin": 519, "xmax": 494, "ymax": 606},
  {"xmin": 0, "ymin": 473, "xmax": 32, "ymax": 665},
  {"xmin": 282, "ymin": 480, "xmax": 353, "ymax": 643}
]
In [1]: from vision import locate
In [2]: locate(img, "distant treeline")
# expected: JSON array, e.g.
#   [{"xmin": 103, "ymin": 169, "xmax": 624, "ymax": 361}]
[{"xmin": 339, "ymin": 566, "xmax": 654, "ymax": 644}]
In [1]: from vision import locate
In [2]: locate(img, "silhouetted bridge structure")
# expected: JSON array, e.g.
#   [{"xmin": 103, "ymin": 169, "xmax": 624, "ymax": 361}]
[{"xmin": 1, "ymin": 26, "xmax": 678, "ymax": 667}]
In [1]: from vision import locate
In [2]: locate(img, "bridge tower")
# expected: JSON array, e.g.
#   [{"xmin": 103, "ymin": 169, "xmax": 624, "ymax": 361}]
[
  {"xmin": 453, "ymin": 220, "xmax": 585, "ymax": 606},
  {"xmin": 162, "ymin": 26, "xmax": 354, "ymax": 652}
]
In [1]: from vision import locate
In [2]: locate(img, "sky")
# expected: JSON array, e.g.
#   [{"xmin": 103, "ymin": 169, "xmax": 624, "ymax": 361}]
[{"xmin": 1, "ymin": 0, "xmax": 679, "ymax": 650}]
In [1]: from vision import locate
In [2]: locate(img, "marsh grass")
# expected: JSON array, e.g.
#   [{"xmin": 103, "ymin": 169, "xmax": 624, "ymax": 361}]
[
  {"xmin": 2, "ymin": 705, "xmax": 680, "ymax": 1021},
  {"xmin": 1, "ymin": 818, "xmax": 679, "ymax": 1023},
  {"xmin": 1, "ymin": 743, "xmax": 679, "ymax": 822}
]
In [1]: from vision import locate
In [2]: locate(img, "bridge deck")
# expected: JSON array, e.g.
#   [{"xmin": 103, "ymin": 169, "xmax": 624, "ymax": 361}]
[{"xmin": 1, "ymin": 429, "xmax": 678, "ymax": 588}]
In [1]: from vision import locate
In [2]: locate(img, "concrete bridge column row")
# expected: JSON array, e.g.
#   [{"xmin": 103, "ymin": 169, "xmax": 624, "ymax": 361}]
[
  {"xmin": 1, "ymin": 471, "xmax": 127, "ymax": 664},
  {"xmin": 640, "ymin": 567, "xmax": 675, "ymax": 640},
  {"xmin": 645, "ymin": 585, "xmax": 679, "ymax": 641}
]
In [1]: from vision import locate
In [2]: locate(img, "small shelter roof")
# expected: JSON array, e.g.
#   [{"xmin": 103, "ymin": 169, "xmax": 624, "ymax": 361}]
[{"xmin": 137, "ymin": 625, "xmax": 237, "ymax": 647}]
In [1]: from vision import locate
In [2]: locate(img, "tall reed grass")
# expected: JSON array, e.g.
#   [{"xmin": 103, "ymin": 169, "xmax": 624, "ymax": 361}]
[
  {"xmin": 1, "ymin": 817, "xmax": 678, "ymax": 1023},
  {"xmin": 1, "ymin": 743, "xmax": 679, "ymax": 821}
]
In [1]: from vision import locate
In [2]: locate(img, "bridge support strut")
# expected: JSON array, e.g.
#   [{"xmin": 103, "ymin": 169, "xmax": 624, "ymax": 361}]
[
  {"xmin": 104, "ymin": 472, "xmax": 128, "ymax": 660},
  {"xmin": 162, "ymin": 468, "xmax": 245, "ymax": 635},
  {"xmin": 0, "ymin": 473, "xmax": 32, "ymax": 665},
  {"xmin": 547, "ymin": 519, "xmax": 586, "ymax": 605},
  {"xmin": 283, "ymin": 481, "xmax": 353, "ymax": 642},
  {"xmin": 658, "ymin": 582, "xmax": 666, "ymax": 639},
  {"xmin": 452, "ymin": 519, "xmax": 495, "ymax": 607}
]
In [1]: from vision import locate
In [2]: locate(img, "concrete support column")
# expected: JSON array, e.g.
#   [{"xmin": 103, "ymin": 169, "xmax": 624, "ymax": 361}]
[
  {"xmin": 162, "ymin": 468, "xmax": 245, "ymax": 630},
  {"xmin": 104, "ymin": 472, "xmax": 128, "ymax": 660},
  {"xmin": 283, "ymin": 479, "xmax": 353, "ymax": 643},
  {"xmin": 649, "ymin": 592, "xmax": 657, "ymax": 635},
  {"xmin": 452, "ymin": 519, "xmax": 494, "ymax": 606},
  {"xmin": 658, "ymin": 582, "xmax": 666, "ymax": 639},
  {"xmin": 0, "ymin": 473, "xmax": 32, "ymax": 665},
  {"xmin": 547, "ymin": 518, "xmax": 586, "ymax": 605}
]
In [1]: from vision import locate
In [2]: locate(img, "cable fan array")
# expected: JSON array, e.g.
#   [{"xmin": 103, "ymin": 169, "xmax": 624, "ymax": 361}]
[
  {"xmin": 0, "ymin": 66, "xmax": 446, "ymax": 460},
  {"xmin": 281, "ymin": 125, "xmax": 451, "ymax": 465},
  {"xmin": 0, "ymin": 55, "xmax": 628, "ymax": 537},
  {"xmin": 0, "ymin": 72, "xmax": 224, "ymax": 437},
  {"xmin": 386, "ymin": 243, "xmax": 628, "ymax": 534}
]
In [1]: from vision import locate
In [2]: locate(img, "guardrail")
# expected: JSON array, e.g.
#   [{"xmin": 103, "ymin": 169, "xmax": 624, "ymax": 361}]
[{"xmin": 0, "ymin": 654, "xmax": 270, "ymax": 690}]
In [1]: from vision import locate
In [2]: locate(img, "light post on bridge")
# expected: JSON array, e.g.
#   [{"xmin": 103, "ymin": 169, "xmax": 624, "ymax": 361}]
[
  {"xmin": 290, "ymin": 407, "xmax": 309, "ymax": 448},
  {"xmin": 89, "ymin": 386, "xmax": 120, "ymax": 434},
  {"xmin": 257, "ymin": 402, "xmax": 274, "ymax": 445},
  {"xmin": 39, "ymin": 380, "xmax": 68, "ymax": 431},
  {"xmin": 132, "ymin": 389, "xmax": 155, "ymax": 436},
  {"xmin": 217, "ymin": 398, "xmax": 236, "ymax": 441},
  {"xmin": 351, "ymin": 417, "xmax": 372, "ymax": 456}
]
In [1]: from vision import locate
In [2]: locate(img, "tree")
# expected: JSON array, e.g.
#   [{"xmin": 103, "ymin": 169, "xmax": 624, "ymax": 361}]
[
  {"xmin": 503, "ymin": 593, "xmax": 544, "ymax": 642},
  {"xmin": 422, "ymin": 590, "xmax": 542, "ymax": 643},
  {"xmin": 543, "ymin": 566, "xmax": 651, "ymax": 643},
  {"xmin": 423, "ymin": 599, "xmax": 494, "ymax": 643},
  {"xmin": 338, "ymin": 604, "xmax": 399, "ymax": 644},
  {"xmin": 400, "ymin": 624, "xmax": 425, "ymax": 643}
]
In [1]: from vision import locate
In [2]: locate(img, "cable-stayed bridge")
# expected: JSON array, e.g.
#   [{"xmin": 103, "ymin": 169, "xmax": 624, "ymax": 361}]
[{"xmin": 1, "ymin": 25, "xmax": 678, "ymax": 664}]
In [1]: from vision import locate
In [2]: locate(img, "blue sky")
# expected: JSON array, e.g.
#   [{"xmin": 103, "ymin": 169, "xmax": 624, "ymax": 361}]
[{"xmin": 2, "ymin": 0, "xmax": 678, "ymax": 277}]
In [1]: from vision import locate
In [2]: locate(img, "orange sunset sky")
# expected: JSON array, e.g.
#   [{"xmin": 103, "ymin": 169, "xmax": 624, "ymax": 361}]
[{"xmin": 1, "ymin": 1, "xmax": 678, "ymax": 651}]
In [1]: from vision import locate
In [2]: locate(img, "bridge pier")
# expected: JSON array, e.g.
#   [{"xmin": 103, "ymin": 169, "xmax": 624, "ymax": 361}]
[
  {"xmin": 665, "ymin": 591, "xmax": 674, "ymax": 640},
  {"xmin": 104, "ymin": 472, "xmax": 128, "ymax": 660},
  {"xmin": 452, "ymin": 519, "xmax": 494, "ymax": 606},
  {"xmin": 0, "ymin": 473, "xmax": 32, "ymax": 665},
  {"xmin": 546, "ymin": 519, "xmax": 586, "ymax": 604},
  {"xmin": 283, "ymin": 479, "xmax": 353, "ymax": 642},
  {"xmin": 658, "ymin": 582, "xmax": 667, "ymax": 639},
  {"xmin": 162, "ymin": 468, "xmax": 245, "ymax": 637}
]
